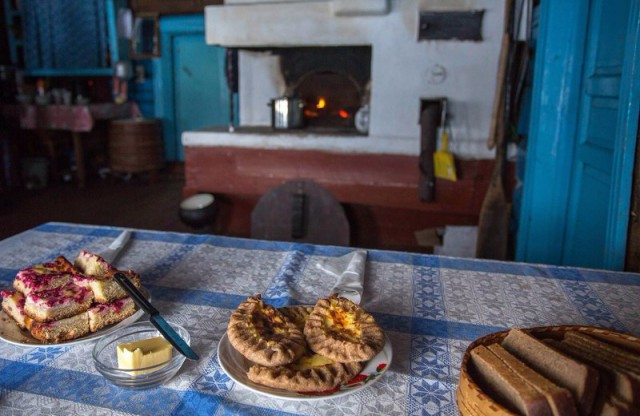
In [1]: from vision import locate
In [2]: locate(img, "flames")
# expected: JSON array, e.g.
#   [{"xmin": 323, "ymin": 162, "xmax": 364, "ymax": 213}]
[{"xmin": 303, "ymin": 96, "xmax": 350, "ymax": 119}]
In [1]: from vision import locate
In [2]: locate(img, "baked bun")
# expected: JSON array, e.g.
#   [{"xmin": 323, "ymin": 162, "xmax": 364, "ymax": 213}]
[
  {"xmin": 227, "ymin": 295, "xmax": 306, "ymax": 367},
  {"xmin": 279, "ymin": 305, "xmax": 313, "ymax": 331},
  {"xmin": 304, "ymin": 295, "xmax": 385, "ymax": 363},
  {"xmin": 248, "ymin": 352, "xmax": 363, "ymax": 392}
]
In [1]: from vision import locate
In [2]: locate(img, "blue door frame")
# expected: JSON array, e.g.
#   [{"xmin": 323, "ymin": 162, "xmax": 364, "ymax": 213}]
[{"xmin": 516, "ymin": 0, "xmax": 640, "ymax": 270}]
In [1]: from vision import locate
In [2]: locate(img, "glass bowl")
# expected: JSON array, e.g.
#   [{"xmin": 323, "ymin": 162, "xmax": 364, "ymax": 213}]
[{"xmin": 92, "ymin": 321, "xmax": 190, "ymax": 390}]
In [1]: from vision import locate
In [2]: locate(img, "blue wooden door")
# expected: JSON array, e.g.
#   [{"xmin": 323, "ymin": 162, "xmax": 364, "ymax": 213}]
[
  {"xmin": 516, "ymin": 0, "xmax": 640, "ymax": 270},
  {"xmin": 562, "ymin": 0, "xmax": 630, "ymax": 267},
  {"xmin": 172, "ymin": 35, "xmax": 229, "ymax": 161}
]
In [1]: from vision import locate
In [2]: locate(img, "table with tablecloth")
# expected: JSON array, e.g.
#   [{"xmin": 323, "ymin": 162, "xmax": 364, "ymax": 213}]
[
  {"xmin": 0, "ymin": 222, "xmax": 638, "ymax": 415},
  {"xmin": 16, "ymin": 103, "xmax": 141, "ymax": 187}
]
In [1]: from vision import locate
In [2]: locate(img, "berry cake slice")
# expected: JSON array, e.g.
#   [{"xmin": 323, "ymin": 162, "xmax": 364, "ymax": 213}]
[
  {"xmin": 14, "ymin": 256, "xmax": 79, "ymax": 296},
  {"xmin": 1, "ymin": 290, "xmax": 32, "ymax": 330},
  {"xmin": 24, "ymin": 283, "xmax": 94, "ymax": 322},
  {"xmin": 88, "ymin": 297, "xmax": 136, "ymax": 332},
  {"xmin": 73, "ymin": 251, "xmax": 141, "ymax": 303},
  {"xmin": 30, "ymin": 312, "xmax": 90, "ymax": 343},
  {"xmin": 74, "ymin": 251, "xmax": 114, "ymax": 276},
  {"xmin": 72, "ymin": 271, "xmax": 140, "ymax": 304}
]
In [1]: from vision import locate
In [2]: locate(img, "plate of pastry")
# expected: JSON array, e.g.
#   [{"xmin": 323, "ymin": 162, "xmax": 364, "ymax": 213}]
[
  {"xmin": 0, "ymin": 252, "xmax": 149, "ymax": 347},
  {"xmin": 218, "ymin": 295, "xmax": 393, "ymax": 401}
]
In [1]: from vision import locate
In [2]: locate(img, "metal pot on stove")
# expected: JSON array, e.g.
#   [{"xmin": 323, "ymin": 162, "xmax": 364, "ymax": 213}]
[{"xmin": 268, "ymin": 96, "xmax": 305, "ymax": 129}]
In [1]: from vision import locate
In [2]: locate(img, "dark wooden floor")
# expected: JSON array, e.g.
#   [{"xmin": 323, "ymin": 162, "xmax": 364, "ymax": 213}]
[{"xmin": 0, "ymin": 167, "xmax": 196, "ymax": 241}]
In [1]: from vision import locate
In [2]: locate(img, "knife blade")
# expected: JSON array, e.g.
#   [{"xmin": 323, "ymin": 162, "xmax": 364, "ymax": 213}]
[
  {"xmin": 98, "ymin": 230, "xmax": 132, "ymax": 265},
  {"xmin": 113, "ymin": 272, "xmax": 199, "ymax": 361}
]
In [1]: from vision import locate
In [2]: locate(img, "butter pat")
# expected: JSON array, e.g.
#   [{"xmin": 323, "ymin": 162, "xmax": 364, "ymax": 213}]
[{"xmin": 117, "ymin": 336, "xmax": 173, "ymax": 375}]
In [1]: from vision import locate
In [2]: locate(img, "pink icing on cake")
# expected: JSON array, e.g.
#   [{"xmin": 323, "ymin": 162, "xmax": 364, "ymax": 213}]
[
  {"xmin": 15, "ymin": 271, "xmax": 76, "ymax": 291},
  {"xmin": 27, "ymin": 283, "xmax": 92, "ymax": 307}
]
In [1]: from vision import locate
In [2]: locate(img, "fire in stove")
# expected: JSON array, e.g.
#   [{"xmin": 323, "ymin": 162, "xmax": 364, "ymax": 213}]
[
  {"xmin": 277, "ymin": 46, "xmax": 371, "ymax": 133},
  {"xmin": 304, "ymin": 97, "xmax": 350, "ymax": 124}
]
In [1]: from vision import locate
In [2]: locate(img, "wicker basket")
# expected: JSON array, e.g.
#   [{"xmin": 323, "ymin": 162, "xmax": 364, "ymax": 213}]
[
  {"xmin": 109, "ymin": 118, "xmax": 164, "ymax": 175},
  {"xmin": 456, "ymin": 325, "xmax": 640, "ymax": 416}
]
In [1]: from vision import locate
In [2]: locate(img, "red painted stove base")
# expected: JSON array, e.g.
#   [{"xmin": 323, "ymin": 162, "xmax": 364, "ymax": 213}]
[{"xmin": 184, "ymin": 146, "xmax": 512, "ymax": 252}]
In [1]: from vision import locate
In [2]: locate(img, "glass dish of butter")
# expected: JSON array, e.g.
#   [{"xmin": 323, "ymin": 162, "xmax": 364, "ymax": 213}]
[
  {"xmin": 93, "ymin": 321, "xmax": 191, "ymax": 389},
  {"xmin": 117, "ymin": 336, "xmax": 173, "ymax": 375}
]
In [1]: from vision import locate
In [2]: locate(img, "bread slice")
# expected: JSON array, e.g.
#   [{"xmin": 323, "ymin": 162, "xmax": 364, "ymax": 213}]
[
  {"xmin": 30, "ymin": 312, "xmax": 90, "ymax": 343},
  {"xmin": 609, "ymin": 394, "xmax": 640, "ymax": 416},
  {"xmin": 589, "ymin": 332, "xmax": 640, "ymax": 357},
  {"xmin": 501, "ymin": 328, "xmax": 599, "ymax": 415},
  {"xmin": 487, "ymin": 344, "xmax": 577, "ymax": 416},
  {"xmin": 559, "ymin": 338, "xmax": 640, "ymax": 405},
  {"xmin": 1, "ymin": 290, "xmax": 31, "ymax": 329},
  {"xmin": 564, "ymin": 332, "xmax": 640, "ymax": 375},
  {"xmin": 471, "ymin": 345, "xmax": 553, "ymax": 415},
  {"xmin": 24, "ymin": 283, "xmax": 94, "ymax": 322},
  {"xmin": 544, "ymin": 337, "xmax": 640, "ymax": 416},
  {"xmin": 13, "ymin": 256, "xmax": 78, "ymax": 296},
  {"xmin": 600, "ymin": 397, "xmax": 640, "ymax": 416},
  {"xmin": 88, "ymin": 297, "xmax": 136, "ymax": 332}
]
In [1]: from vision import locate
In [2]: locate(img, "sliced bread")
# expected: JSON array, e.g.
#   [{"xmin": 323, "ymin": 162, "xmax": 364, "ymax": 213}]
[
  {"xmin": 471, "ymin": 344, "xmax": 553, "ymax": 415},
  {"xmin": 559, "ymin": 338, "xmax": 640, "ymax": 405},
  {"xmin": 487, "ymin": 343, "xmax": 577, "ymax": 416},
  {"xmin": 501, "ymin": 328, "xmax": 599, "ymax": 415},
  {"xmin": 564, "ymin": 332, "xmax": 640, "ymax": 375}
]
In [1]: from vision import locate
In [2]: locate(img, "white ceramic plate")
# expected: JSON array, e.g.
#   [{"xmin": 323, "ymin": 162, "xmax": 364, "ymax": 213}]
[
  {"xmin": 217, "ymin": 331, "xmax": 392, "ymax": 401},
  {"xmin": 0, "ymin": 287, "xmax": 150, "ymax": 348}
]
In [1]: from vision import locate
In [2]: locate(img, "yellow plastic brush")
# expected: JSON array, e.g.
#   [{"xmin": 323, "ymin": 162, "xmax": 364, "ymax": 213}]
[{"xmin": 433, "ymin": 129, "xmax": 457, "ymax": 181}]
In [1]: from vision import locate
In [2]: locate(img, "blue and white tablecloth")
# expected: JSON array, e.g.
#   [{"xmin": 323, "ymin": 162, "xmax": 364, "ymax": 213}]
[{"xmin": 0, "ymin": 222, "xmax": 639, "ymax": 415}]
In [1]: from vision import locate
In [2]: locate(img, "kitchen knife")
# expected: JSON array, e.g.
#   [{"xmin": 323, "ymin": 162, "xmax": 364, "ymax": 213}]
[
  {"xmin": 98, "ymin": 230, "xmax": 132, "ymax": 265},
  {"xmin": 113, "ymin": 272, "xmax": 199, "ymax": 361}
]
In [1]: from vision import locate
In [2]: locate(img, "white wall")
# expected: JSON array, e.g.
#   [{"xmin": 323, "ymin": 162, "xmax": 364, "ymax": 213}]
[{"xmin": 205, "ymin": 0, "xmax": 505, "ymax": 159}]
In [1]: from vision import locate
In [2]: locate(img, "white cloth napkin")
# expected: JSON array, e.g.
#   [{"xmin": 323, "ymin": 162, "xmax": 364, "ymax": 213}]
[
  {"xmin": 97, "ymin": 230, "xmax": 132, "ymax": 265},
  {"xmin": 316, "ymin": 249, "xmax": 367, "ymax": 304}
]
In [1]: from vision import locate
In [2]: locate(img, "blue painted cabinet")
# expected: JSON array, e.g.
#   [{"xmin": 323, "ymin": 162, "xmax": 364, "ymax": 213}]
[
  {"xmin": 517, "ymin": 0, "xmax": 640, "ymax": 270},
  {"xmin": 4, "ymin": 0, "xmax": 127, "ymax": 76}
]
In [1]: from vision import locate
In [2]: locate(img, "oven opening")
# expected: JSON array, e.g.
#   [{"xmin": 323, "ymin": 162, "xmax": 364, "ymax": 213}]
[{"xmin": 276, "ymin": 46, "xmax": 372, "ymax": 134}]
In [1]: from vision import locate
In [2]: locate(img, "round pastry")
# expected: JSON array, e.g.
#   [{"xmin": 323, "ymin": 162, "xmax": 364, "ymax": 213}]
[
  {"xmin": 304, "ymin": 295, "xmax": 385, "ymax": 362},
  {"xmin": 248, "ymin": 351, "xmax": 364, "ymax": 392},
  {"xmin": 279, "ymin": 305, "xmax": 314, "ymax": 331},
  {"xmin": 227, "ymin": 295, "xmax": 306, "ymax": 367}
]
